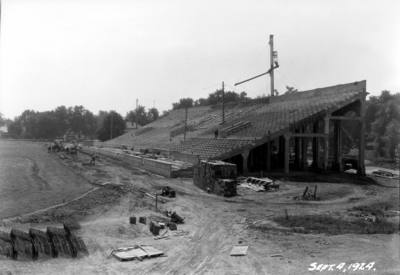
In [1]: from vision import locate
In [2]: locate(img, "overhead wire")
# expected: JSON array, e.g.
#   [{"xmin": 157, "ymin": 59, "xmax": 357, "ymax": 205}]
[
  {"xmin": 275, "ymin": 69, "xmax": 301, "ymax": 91},
  {"xmin": 235, "ymin": 45, "xmax": 269, "ymax": 84}
]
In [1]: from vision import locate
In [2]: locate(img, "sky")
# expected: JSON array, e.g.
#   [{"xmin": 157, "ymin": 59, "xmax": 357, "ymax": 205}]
[{"xmin": 1, "ymin": 0, "xmax": 399, "ymax": 119}]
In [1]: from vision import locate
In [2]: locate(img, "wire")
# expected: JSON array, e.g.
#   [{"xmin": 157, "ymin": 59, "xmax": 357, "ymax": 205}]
[
  {"xmin": 225, "ymin": 83, "xmax": 258, "ymax": 97},
  {"xmin": 140, "ymin": 83, "xmax": 222, "ymax": 101},
  {"xmin": 235, "ymin": 45, "xmax": 269, "ymax": 84},
  {"xmin": 275, "ymin": 69, "xmax": 301, "ymax": 91}
]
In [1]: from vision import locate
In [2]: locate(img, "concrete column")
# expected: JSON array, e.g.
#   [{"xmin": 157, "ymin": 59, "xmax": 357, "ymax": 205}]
[
  {"xmin": 333, "ymin": 120, "xmax": 342, "ymax": 171},
  {"xmin": 323, "ymin": 115, "xmax": 330, "ymax": 173},
  {"xmin": 241, "ymin": 149, "xmax": 250, "ymax": 176},
  {"xmin": 284, "ymin": 133, "xmax": 291, "ymax": 174},
  {"xmin": 302, "ymin": 125, "xmax": 309, "ymax": 171},
  {"xmin": 312, "ymin": 121, "xmax": 320, "ymax": 168},
  {"xmin": 358, "ymin": 98, "xmax": 366, "ymax": 175},
  {"xmin": 279, "ymin": 136, "xmax": 285, "ymax": 166},
  {"xmin": 294, "ymin": 128, "xmax": 301, "ymax": 167}
]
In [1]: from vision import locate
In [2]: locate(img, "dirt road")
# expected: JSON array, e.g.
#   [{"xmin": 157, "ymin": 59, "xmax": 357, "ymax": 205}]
[{"xmin": 0, "ymin": 141, "xmax": 399, "ymax": 274}]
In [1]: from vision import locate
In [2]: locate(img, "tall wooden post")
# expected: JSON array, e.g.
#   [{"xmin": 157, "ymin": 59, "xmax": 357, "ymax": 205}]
[
  {"xmin": 184, "ymin": 107, "xmax": 188, "ymax": 142},
  {"xmin": 269, "ymin": 35, "xmax": 274, "ymax": 97},
  {"xmin": 222, "ymin": 81, "xmax": 225, "ymax": 124}
]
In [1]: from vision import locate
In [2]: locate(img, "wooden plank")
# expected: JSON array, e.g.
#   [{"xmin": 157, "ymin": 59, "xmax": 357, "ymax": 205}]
[{"xmin": 230, "ymin": 245, "xmax": 249, "ymax": 256}]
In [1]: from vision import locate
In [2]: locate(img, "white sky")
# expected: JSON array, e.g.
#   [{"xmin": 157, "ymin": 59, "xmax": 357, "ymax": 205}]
[{"xmin": 1, "ymin": 0, "xmax": 399, "ymax": 119}]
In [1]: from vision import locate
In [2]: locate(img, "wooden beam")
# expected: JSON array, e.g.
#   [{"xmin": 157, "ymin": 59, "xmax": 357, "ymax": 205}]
[
  {"xmin": 330, "ymin": 116, "xmax": 362, "ymax": 121},
  {"xmin": 290, "ymin": 133, "xmax": 325, "ymax": 138}
]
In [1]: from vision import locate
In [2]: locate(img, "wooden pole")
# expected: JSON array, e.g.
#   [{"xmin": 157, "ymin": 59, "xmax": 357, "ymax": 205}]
[
  {"xmin": 222, "ymin": 81, "xmax": 225, "ymax": 124},
  {"xmin": 269, "ymin": 35, "xmax": 274, "ymax": 97},
  {"xmin": 267, "ymin": 131, "xmax": 271, "ymax": 172},
  {"xmin": 184, "ymin": 107, "xmax": 188, "ymax": 142}
]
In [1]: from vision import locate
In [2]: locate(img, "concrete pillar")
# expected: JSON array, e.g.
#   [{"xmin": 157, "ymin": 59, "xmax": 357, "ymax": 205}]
[
  {"xmin": 312, "ymin": 121, "xmax": 320, "ymax": 168},
  {"xmin": 323, "ymin": 115, "xmax": 330, "ymax": 173},
  {"xmin": 284, "ymin": 133, "xmax": 291, "ymax": 174},
  {"xmin": 279, "ymin": 136, "xmax": 285, "ymax": 166},
  {"xmin": 241, "ymin": 149, "xmax": 250, "ymax": 176},
  {"xmin": 333, "ymin": 120, "xmax": 342, "ymax": 171},
  {"xmin": 358, "ymin": 98, "xmax": 366, "ymax": 175},
  {"xmin": 302, "ymin": 125, "xmax": 309, "ymax": 171},
  {"xmin": 294, "ymin": 128, "xmax": 301, "ymax": 167}
]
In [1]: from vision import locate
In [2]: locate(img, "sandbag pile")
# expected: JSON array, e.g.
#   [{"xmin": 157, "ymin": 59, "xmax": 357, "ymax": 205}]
[{"xmin": 0, "ymin": 222, "xmax": 88, "ymax": 260}]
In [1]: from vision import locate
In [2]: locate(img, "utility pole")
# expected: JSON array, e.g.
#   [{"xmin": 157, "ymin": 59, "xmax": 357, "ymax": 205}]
[
  {"xmin": 136, "ymin": 99, "xmax": 138, "ymax": 129},
  {"xmin": 222, "ymin": 81, "xmax": 225, "ymax": 124},
  {"xmin": 234, "ymin": 35, "xmax": 279, "ymax": 97},
  {"xmin": 269, "ymin": 35, "xmax": 274, "ymax": 97},
  {"xmin": 183, "ymin": 107, "xmax": 188, "ymax": 142}
]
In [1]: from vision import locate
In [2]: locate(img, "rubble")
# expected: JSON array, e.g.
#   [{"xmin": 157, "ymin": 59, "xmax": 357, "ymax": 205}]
[
  {"xmin": 230, "ymin": 245, "xmax": 249, "ymax": 256},
  {"xmin": 237, "ymin": 176, "xmax": 280, "ymax": 192},
  {"xmin": 111, "ymin": 245, "xmax": 164, "ymax": 261}
]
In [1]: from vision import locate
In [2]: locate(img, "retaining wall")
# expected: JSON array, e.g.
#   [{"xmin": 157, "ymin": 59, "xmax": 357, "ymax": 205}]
[
  {"xmin": 171, "ymin": 151, "xmax": 199, "ymax": 165},
  {"xmin": 83, "ymin": 147, "xmax": 172, "ymax": 178}
]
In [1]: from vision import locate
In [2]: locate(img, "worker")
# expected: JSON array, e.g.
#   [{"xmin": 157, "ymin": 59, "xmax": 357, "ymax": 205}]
[
  {"xmin": 214, "ymin": 129, "xmax": 219, "ymax": 138},
  {"xmin": 90, "ymin": 153, "xmax": 96, "ymax": 165}
]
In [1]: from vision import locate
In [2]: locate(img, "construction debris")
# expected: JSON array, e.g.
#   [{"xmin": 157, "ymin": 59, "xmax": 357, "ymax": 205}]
[
  {"xmin": 294, "ymin": 185, "xmax": 319, "ymax": 200},
  {"xmin": 161, "ymin": 187, "xmax": 176, "ymax": 198},
  {"xmin": 111, "ymin": 245, "xmax": 164, "ymax": 261},
  {"xmin": 230, "ymin": 245, "xmax": 249, "ymax": 256},
  {"xmin": 149, "ymin": 221, "xmax": 161, "ymax": 235},
  {"xmin": 237, "ymin": 176, "xmax": 280, "ymax": 192}
]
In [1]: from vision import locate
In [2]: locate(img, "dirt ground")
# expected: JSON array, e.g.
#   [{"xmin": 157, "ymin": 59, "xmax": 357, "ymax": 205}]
[{"xmin": 0, "ymin": 141, "xmax": 399, "ymax": 275}]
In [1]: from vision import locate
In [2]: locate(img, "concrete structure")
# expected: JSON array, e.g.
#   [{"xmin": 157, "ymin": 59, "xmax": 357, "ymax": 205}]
[{"xmin": 102, "ymin": 81, "xmax": 367, "ymax": 176}]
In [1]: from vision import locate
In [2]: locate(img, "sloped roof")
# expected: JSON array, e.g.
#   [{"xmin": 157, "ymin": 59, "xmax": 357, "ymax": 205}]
[{"xmin": 106, "ymin": 81, "xmax": 366, "ymax": 160}]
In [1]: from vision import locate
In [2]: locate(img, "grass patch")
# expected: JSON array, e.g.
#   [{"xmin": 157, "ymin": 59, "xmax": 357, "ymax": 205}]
[
  {"xmin": 273, "ymin": 215, "xmax": 398, "ymax": 235},
  {"xmin": 353, "ymin": 201, "xmax": 399, "ymax": 216}
]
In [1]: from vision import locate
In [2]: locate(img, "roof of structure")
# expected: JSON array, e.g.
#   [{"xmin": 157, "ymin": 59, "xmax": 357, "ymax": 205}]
[{"xmin": 106, "ymin": 81, "xmax": 367, "ymax": 160}]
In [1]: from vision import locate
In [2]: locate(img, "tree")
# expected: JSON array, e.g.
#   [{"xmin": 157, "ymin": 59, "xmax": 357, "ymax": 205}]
[
  {"xmin": 97, "ymin": 111, "xmax": 126, "ymax": 142},
  {"xmin": 147, "ymin": 107, "xmax": 159, "ymax": 122},
  {"xmin": 369, "ymin": 91, "xmax": 400, "ymax": 157},
  {"xmin": 36, "ymin": 112, "xmax": 59, "ymax": 139},
  {"xmin": 54, "ymin": 106, "xmax": 69, "ymax": 136},
  {"xmin": 172, "ymin": 98, "xmax": 194, "ymax": 109},
  {"xmin": 96, "ymin": 110, "xmax": 109, "ymax": 131},
  {"xmin": 125, "ymin": 105, "xmax": 149, "ymax": 126},
  {"xmin": 285, "ymin": 86, "xmax": 298, "ymax": 94},
  {"xmin": 7, "ymin": 120, "xmax": 23, "ymax": 138},
  {"xmin": 383, "ymin": 119, "xmax": 400, "ymax": 159}
]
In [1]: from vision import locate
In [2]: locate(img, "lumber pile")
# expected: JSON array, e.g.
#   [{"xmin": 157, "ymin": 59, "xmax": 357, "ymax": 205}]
[{"xmin": 194, "ymin": 160, "xmax": 237, "ymax": 196}]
